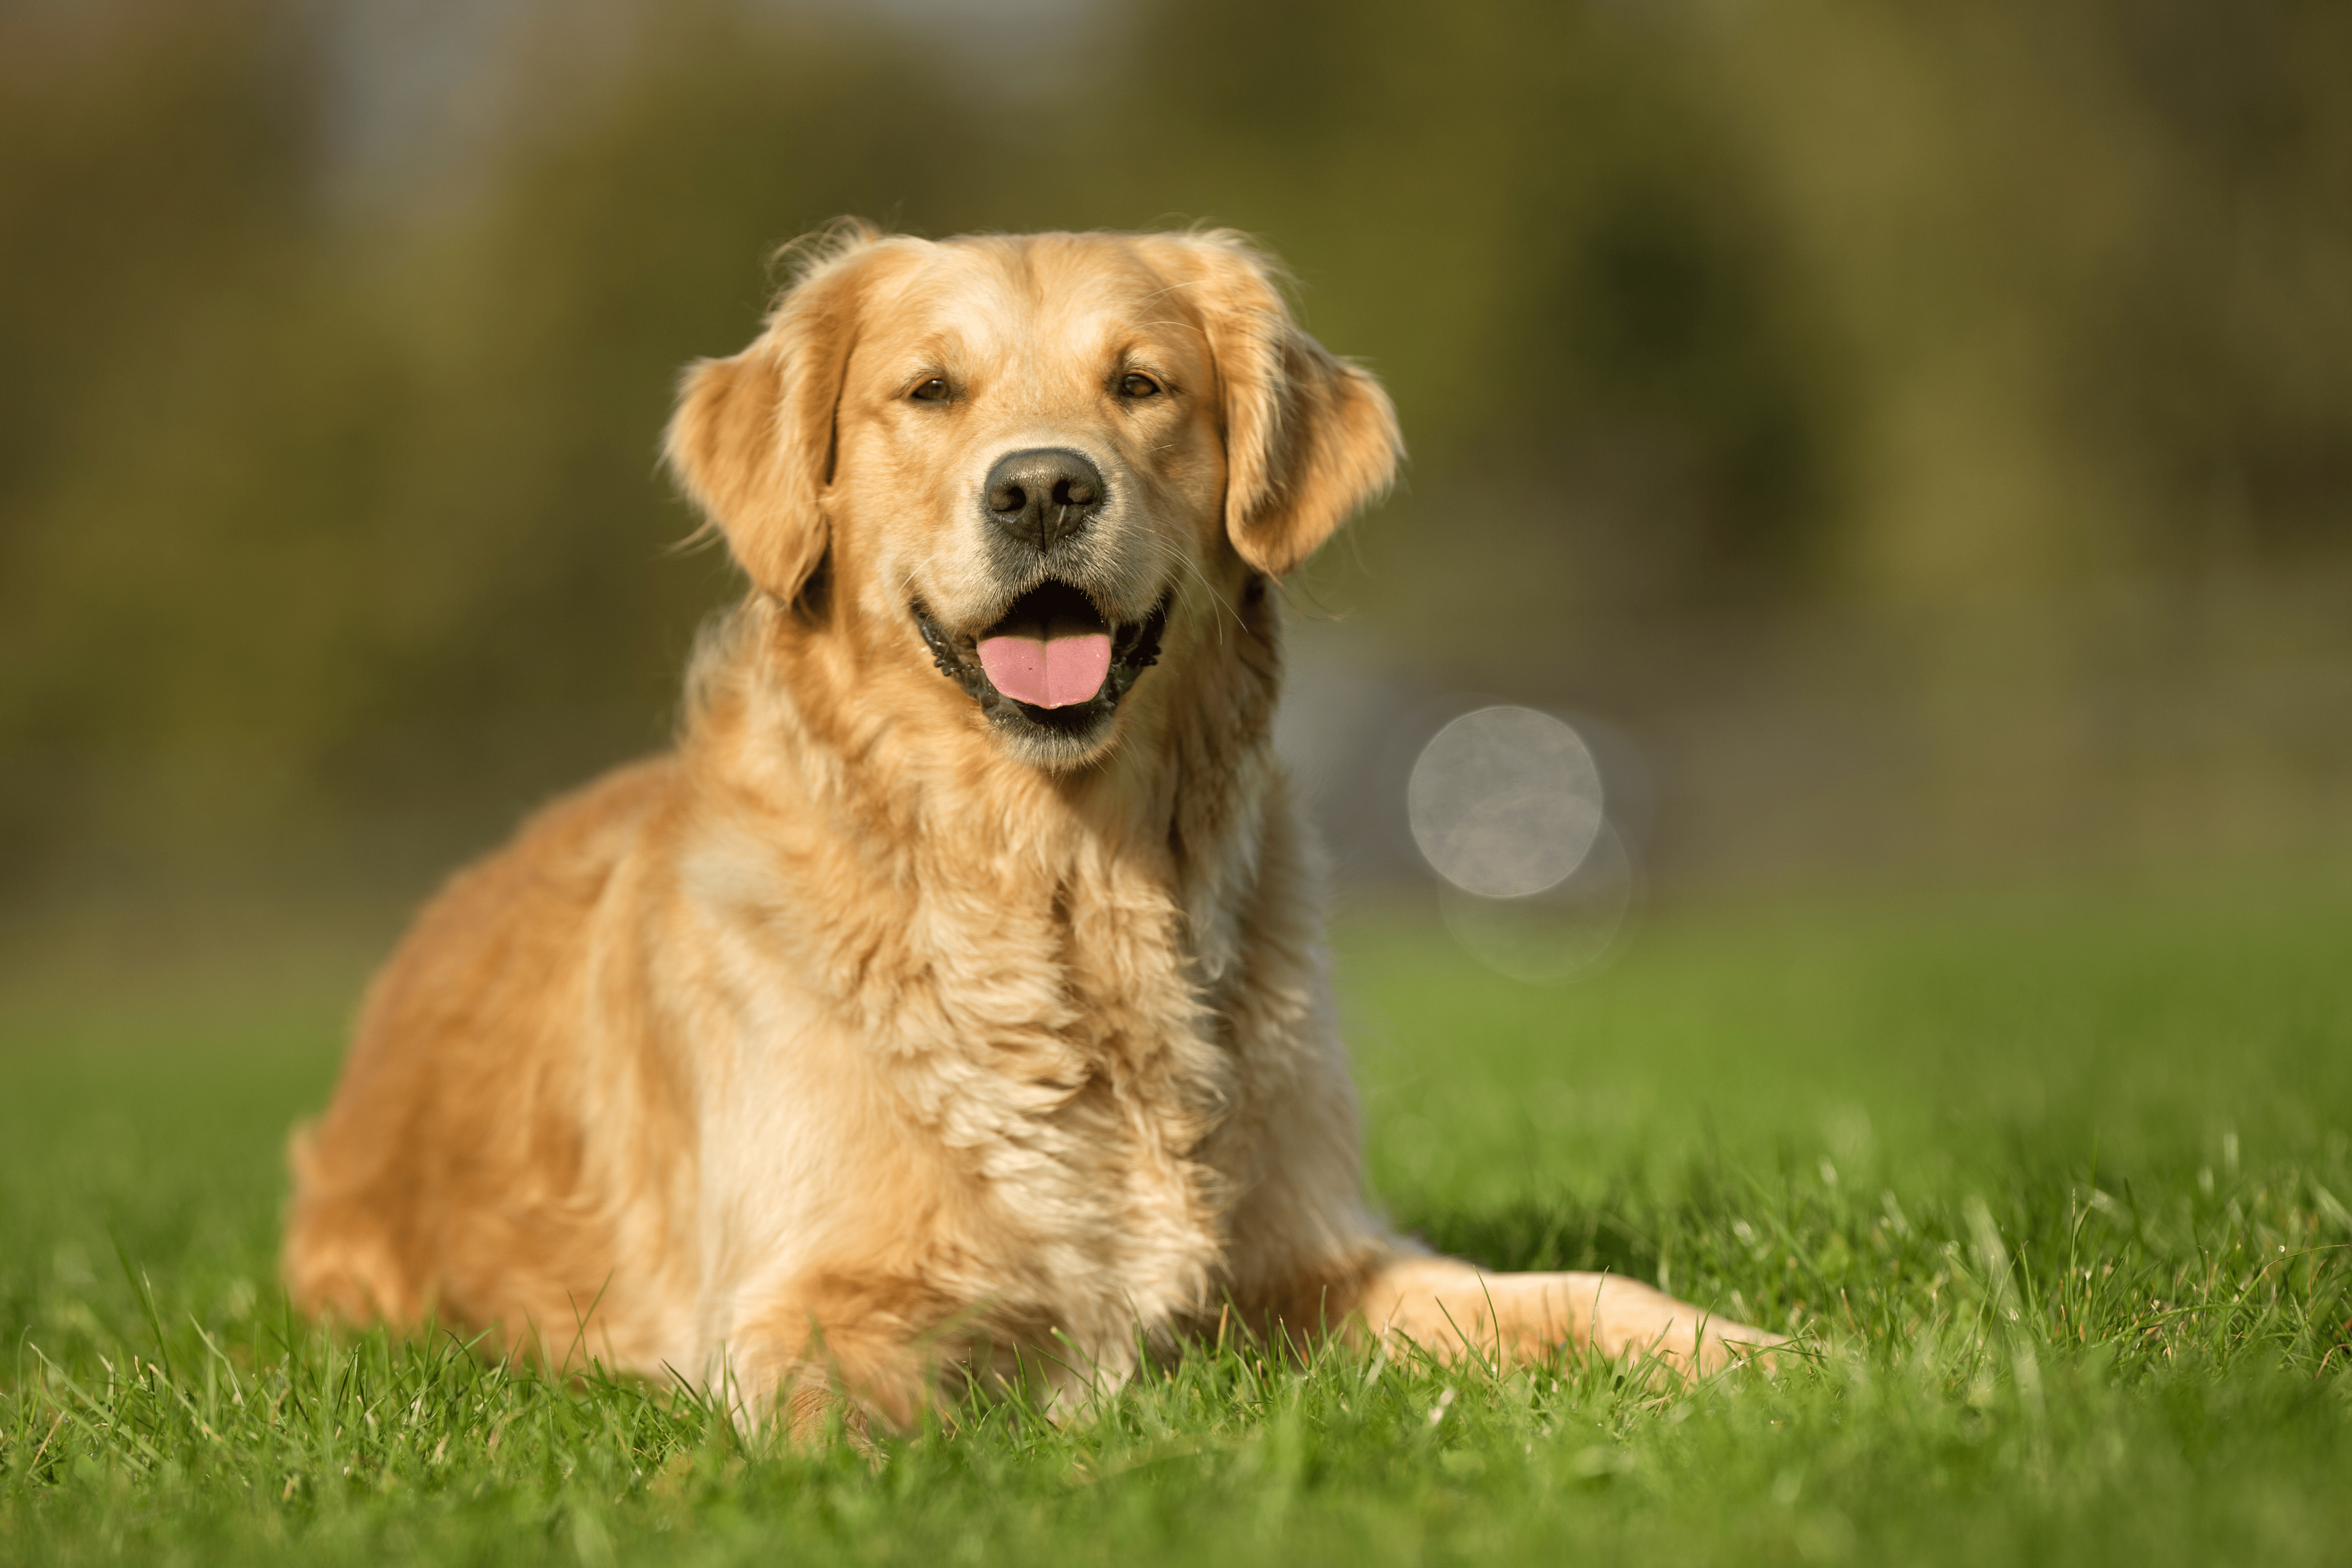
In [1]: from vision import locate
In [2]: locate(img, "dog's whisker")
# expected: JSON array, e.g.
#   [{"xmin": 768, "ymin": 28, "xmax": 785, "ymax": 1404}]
[{"xmin": 1134, "ymin": 535, "xmax": 1243, "ymax": 643}]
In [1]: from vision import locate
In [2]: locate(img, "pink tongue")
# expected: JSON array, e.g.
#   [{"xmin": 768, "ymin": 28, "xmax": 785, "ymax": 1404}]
[{"xmin": 977, "ymin": 632, "xmax": 1113, "ymax": 709}]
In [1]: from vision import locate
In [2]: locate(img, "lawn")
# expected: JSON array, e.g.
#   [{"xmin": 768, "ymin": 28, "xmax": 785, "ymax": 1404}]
[{"xmin": 3, "ymin": 867, "xmax": 2349, "ymax": 1564}]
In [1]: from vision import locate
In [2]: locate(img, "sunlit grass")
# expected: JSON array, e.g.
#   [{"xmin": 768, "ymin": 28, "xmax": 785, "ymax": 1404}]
[{"xmin": 4, "ymin": 871, "xmax": 2350, "ymax": 1564}]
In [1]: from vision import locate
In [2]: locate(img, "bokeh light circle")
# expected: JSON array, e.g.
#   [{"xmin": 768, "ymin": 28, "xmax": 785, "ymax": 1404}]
[
  {"xmin": 1407, "ymin": 706, "xmax": 1604, "ymax": 898},
  {"xmin": 1437, "ymin": 818, "xmax": 1639, "ymax": 985}
]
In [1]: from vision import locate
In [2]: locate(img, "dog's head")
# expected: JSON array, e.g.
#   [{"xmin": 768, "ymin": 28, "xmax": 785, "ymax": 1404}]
[{"xmin": 665, "ymin": 224, "xmax": 1401, "ymax": 769}]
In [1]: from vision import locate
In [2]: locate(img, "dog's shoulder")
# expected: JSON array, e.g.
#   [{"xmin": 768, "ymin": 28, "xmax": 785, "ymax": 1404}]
[{"xmin": 353, "ymin": 754, "xmax": 681, "ymax": 1044}]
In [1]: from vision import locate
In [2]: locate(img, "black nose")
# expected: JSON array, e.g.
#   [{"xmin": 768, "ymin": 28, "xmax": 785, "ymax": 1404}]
[{"xmin": 983, "ymin": 448, "xmax": 1105, "ymax": 552}]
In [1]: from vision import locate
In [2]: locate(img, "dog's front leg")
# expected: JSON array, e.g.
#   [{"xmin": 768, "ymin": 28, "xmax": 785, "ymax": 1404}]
[
  {"xmin": 1350, "ymin": 1254, "xmax": 1779, "ymax": 1375},
  {"xmin": 716, "ymin": 1279, "xmax": 953, "ymax": 1441}
]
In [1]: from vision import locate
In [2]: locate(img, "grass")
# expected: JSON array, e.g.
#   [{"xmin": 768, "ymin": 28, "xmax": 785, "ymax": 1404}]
[{"xmin": 3, "ymin": 867, "xmax": 2350, "ymax": 1564}]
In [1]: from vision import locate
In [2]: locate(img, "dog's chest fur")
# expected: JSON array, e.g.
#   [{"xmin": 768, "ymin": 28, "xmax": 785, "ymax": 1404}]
[
  {"xmin": 880, "ymin": 852, "xmax": 1233, "ymax": 1346},
  {"xmin": 683, "ymin": 693, "xmax": 1270, "ymax": 1376}
]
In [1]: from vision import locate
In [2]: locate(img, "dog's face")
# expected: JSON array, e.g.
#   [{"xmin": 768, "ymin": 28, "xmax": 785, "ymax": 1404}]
[
  {"xmin": 833, "ymin": 236, "xmax": 1226, "ymax": 763},
  {"xmin": 666, "ymin": 227, "xmax": 1401, "ymax": 768}
]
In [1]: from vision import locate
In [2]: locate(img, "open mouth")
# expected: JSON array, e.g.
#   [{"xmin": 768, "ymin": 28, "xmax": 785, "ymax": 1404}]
[
  {"xmin": 915, "ymin": 581, "xmax": 1168, "ymax": 746},
  {"xmin": 977, "ymin": 581, "xmax": 1115, "ymax": 710}
]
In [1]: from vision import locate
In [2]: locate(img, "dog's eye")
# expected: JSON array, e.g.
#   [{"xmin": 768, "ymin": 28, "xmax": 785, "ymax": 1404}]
[
  {"xmin": 910, "ymin": 377, "xmax": 950, "ymax": 402},
  {"xmin": 1118, "ymin": 372, "xmax": 1162, "ymax": 400}
]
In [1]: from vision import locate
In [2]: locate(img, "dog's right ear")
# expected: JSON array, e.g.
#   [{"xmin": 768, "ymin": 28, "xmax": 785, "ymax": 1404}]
[{"xmin": 664, "ymin": 222, "xmax": 888, "ymax": 603}]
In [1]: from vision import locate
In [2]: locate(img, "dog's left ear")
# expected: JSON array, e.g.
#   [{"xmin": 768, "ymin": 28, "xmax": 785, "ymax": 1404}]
[
  {"xmin": 1154, "ymin": 232, "xmax": 1405, "ymax": 576},
  {"xmin": 665, "ymin": 221, "xmax": 899, "ymax": 603}
]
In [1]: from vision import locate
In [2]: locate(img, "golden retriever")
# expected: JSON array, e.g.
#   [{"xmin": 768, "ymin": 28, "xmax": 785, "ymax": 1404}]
[{"xmin": 282, "ymin": 223, "xmax": 1774, "ymax": 1432}]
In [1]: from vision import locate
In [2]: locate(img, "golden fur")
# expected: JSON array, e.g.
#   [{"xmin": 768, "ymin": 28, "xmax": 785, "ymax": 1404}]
[{"xmin": 282, "ymin": 224, "xmax": 1773, "ymax": 1431}]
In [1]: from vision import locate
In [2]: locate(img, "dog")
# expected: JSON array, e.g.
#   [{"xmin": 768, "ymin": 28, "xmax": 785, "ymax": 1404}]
[{"xmin": 282, "ymin": 223, "xmax": 1774, "ymax": 1432}]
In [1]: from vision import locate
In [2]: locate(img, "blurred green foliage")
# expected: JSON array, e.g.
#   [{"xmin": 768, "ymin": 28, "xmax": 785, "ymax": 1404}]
[{"xmin": 1, "ymin": 0, "xmax": 2347, "ymax": 898}]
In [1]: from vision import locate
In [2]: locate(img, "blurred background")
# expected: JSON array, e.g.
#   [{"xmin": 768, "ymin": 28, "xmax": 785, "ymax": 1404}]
[{"xmin": 3, "ymin": 0, "xmax": 2349, "ymax": 980}]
